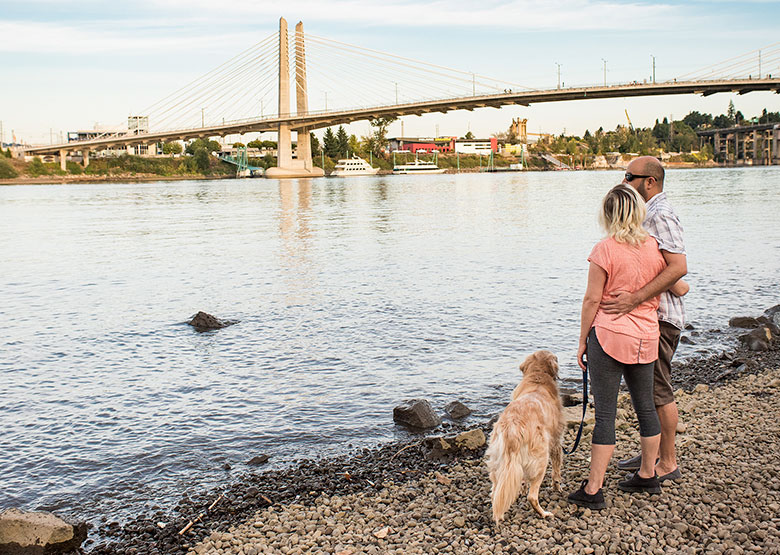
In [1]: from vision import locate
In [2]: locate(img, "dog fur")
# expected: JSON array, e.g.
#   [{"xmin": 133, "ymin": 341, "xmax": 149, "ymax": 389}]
[{"xmin": 486, "ymin": 350, "xmax": 564, "ymax": 521}]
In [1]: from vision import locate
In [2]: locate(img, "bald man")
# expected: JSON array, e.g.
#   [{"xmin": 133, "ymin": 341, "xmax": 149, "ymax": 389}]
[{"xmin": 602, "ymin": 156, "xmax": 687, "ymax": 482}]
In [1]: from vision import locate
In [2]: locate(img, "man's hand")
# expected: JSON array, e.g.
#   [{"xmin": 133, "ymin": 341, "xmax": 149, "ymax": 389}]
[{"xmin": 600, "ymin": 290, "xmax": 639, "ymax": 316}]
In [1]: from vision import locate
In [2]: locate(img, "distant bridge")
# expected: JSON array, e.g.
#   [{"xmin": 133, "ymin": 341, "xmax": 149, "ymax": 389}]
[
  {"xmin": 22, "ymin": 18, "xmax": 780, "ymax": 176},
  {"xmin": 697, "ymin": 122, "xmax": 780, "ymax": 165}
]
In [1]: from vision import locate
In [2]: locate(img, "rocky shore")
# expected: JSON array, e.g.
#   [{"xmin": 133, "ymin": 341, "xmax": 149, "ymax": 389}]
[{"xmin": 74, "ymin": 307, "xmax": 780, "ymax": 555}]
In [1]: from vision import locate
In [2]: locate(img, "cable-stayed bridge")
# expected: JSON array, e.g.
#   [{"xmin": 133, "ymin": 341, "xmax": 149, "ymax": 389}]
[{"xmin": 25, "ymin": 19, "xmax": 780, "ymax": 177}]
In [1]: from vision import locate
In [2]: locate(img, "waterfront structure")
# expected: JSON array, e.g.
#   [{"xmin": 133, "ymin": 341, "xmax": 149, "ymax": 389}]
[
  {"xmin": 697, "ymin": 123, "xmax": 780, "ymax": 165},
  {"xmin": 454, "ymin": 138, "xmax": 498, "ymax": 155},
  {"xmin": 388, "ymin": 137, "xmax": 455, "ymax": 153}
]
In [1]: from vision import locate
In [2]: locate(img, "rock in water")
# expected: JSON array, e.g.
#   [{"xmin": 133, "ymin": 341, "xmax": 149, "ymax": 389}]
[
  {"xmin": 188, "ymin": 311, "xmax": 236, "ymax": 331},
  {"xmin": 739, "ymin": 327, "xmax": 772, "ymax": 352},
  {"xmin": 728, "ymin": 316, "xmax": 760, "ymax": 329},
  {"xmin": 444, "ymin": 401, "xmax": 472, "ymax": 419},
  {"xmin": 0, "ymin": 508, "xmax": 87, "ymax": 554},
  {"xmin": 247, "ymin": 455, "xmax": 270, "ymax": 466},
  {"xmin": 393, "ymin": 399, "xmax": 441, "ymax": 429}
]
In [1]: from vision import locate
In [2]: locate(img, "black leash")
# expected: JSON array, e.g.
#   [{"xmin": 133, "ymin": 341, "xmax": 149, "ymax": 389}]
[{"xmin": 563, "ymin": 362, "xmax": 588, "ymax": 455}]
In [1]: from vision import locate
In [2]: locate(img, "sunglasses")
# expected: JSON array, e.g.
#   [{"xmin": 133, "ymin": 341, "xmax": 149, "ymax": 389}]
[{"xmin": 624, "ymin": 172, "xmax": 652, "ymax": 182}]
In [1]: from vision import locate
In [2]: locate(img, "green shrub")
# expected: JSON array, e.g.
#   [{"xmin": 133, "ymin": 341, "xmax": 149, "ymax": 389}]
[
  {"xmin": 0, "ymin": 158, "xmax": 18, "ymax": 178},
  {"xmin": 66, "ymin": 161, "xmax": 83, "ymax": 175},
  {"xmin": 27, "ymin": 158, "xmax": 48, "ymax": 177}
]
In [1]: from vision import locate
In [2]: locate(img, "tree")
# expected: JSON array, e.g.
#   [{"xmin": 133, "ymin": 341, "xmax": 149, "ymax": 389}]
[
  {"xmin": 726, "ymin": 100, "xmax": 736, "ymax": 125},
  {"xmin": 462, "ymin": 131, "xmax": 475, "ymax": 140},
  {"xmin": 162, "ymin": 141, "xmax": 183, "ymax": 156},
  {"xmin": 186, "ymin": 138, "xmax": 221, "ymax": 154},
  {"xmin": 193, "ymin": 148, "xmax": 210, "ymax": 172},
  {"xmin": 310, "ymin": 132, "xmax": 320, "ymax": 155},
  {"xmin": 247, "ymin": 139, "xmax": 263, "ymax": 149},
  {"xmin": 335, "ymin": 126, "xmax": 349, "ymax": 157},
  {"xmin": 348, "ymin": 134, "xmax": 362, "ymax": 157},
  {"xmin": 367, "ymin": 116, "xmax": 397, "ymax": 157},
  {"xmin": 27, "ymin": 157, "xmax": 48, "ymax": 177},
  {"xmin": 682, "ymin": 111, "xmax": 713, "ymax": 131},
  {"xmin": 323, "ymin": 127, "xmax": 338, "ymax": 158},
  {"xmin": 233, "ymin": 142, "xmax": 245, "ymax": 148}
]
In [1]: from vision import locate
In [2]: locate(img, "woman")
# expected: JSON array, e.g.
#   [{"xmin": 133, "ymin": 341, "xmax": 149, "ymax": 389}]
[{"xmin": 567, "ymin": 184, "xmax": 685, "ymax": 510}]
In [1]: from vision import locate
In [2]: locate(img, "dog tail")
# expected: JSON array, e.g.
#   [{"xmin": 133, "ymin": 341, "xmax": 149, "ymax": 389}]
[{"xmin": 486, "ymin": 422, "xmax": 524, "ymax": 523}]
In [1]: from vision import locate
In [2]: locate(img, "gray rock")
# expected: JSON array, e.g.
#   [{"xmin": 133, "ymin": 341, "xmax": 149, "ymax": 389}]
[
  {"xmin": 393, "ymin": 399, "xmax": 441, "ymax": 429},
  {"xmin": 739, "ymin": 327, "xmax": 772, "ymax": 352},
  {"xmin": 0, "ymin": 508, "xmax": 87, "ymax": 554},
  {"xmin": 247, "ymin": 454, "xmax": 270, "ymax": 466},
  {"xmin": 680, "ymin": 336, "xmax": 695, "ymax": 345},
  {"xmin": 729, "ymin": 316, "xmax": 760, "ymax": 329},
  {"xmin": 444, "ymin": 401, "xmax": 472, "ymax": 419},
  {"xmin": 188, "ymin": 311, "xmax": 237, "ymax": 331}
]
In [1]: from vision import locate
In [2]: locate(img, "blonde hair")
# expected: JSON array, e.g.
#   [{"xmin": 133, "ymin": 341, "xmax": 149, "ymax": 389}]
[{"xmin": 599, "ymin": 184, "xmax": 648, "ymax": 245}]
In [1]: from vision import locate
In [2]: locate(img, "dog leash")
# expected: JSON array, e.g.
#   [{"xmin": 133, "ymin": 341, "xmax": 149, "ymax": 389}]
[{"xmin": 563, "ymin": 362, "xmax": 588, "ymax": 455}]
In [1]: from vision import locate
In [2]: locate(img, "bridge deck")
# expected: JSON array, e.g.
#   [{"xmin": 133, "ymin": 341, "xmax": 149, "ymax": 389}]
[{"xmin": 25, "ymin": 79, "xmax": 780, "ymax": 155}]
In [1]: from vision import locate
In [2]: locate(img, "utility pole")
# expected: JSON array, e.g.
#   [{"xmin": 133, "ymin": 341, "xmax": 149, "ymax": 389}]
[
  {"xmin": 555, "ymin": 62, "xmax": 561, "ymax": 89},
  {"xmin": 651, "ymin": 54, "xmax": 656, "ymax": 84},
  {"xmin": 602, "ymin": 59, "xmax": 607, "ymax": 87}
]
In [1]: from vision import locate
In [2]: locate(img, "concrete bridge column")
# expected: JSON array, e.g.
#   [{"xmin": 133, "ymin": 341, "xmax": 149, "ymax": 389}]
[
  {"xmin": 752, "ymin": 131, "xmax": 759, "ymax": 164},
  {"xmin": 59, "ymin": 149, "xmax": 67, "ymax": 171},
  {"xmin": 773, "ymin": 127, "xmax": 779, "ymax": 165},
  {"xmin": 265, "ymin": 17, "xmax": 323, "ymax": 178},
  {"xmin": 83, "ymin": 149, "xmax": 90, "ymax": 168}
]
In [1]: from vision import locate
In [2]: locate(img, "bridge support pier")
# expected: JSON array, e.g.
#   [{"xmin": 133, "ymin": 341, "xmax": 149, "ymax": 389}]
[
  {"xmin": 83, "ymin": 149, "xmax": 90, "ymax": 168},
  {"xmin": 59, "ymin": 149, "xmax": 67, "ymax": 171},
  {"xmin": 265, "ymin": 17, "xmax": 323, "ymax": 179}
]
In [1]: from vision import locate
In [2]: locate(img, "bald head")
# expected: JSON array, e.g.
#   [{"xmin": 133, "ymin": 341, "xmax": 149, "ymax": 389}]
[{"xmin": 630, "ymin": 156, "xmax": 664, "ymax": 187}]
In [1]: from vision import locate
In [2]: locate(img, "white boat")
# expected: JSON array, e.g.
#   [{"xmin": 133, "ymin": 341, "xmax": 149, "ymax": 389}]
[
  {"xmin": 330, "ymin": 155, "xmax": 379, "ymax": 177},
  {"xmin": 392, "ymin": 158, "xmax": 446, "ymax": 175}
]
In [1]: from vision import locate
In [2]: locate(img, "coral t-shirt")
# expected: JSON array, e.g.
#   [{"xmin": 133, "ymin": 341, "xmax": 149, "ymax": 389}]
[{"xmin": 588, "ymin": 236, "xmax": 666, "ymax": 364}]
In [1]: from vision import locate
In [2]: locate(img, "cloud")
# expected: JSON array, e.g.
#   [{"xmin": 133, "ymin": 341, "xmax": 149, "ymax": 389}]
[
  {"xmin": 0, "ymin": 20, "xmax": 263, "ymax": 54},
  {"xmin": 1, "ymin": 0, "xmax": 680, "ymax": 57}
]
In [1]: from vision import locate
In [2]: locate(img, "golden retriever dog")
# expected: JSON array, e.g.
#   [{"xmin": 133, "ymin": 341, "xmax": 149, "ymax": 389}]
[{"xmin": 486, "ymin": 350, "xmax": 564, "ymax": 521}]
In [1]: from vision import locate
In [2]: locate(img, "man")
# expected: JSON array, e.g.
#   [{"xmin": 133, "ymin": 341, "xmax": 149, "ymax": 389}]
[{"xmin": 601, "ymin": 155, "xmax": 687, "ymax": 482}]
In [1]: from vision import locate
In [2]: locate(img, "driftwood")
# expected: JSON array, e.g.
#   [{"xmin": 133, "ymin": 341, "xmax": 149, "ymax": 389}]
[
  {"xmin": 389, "ymin": 441, "xmax": 421, "ymax": 462},
  {"xmin": 178, "ymin": 493, "xmax": 224, "ymax": 535}
]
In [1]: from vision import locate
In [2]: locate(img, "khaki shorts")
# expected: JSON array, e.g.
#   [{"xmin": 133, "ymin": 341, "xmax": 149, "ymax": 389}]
[{"xmin": 654, "ymin": 321, "xmax": 681, "ymax": 407}]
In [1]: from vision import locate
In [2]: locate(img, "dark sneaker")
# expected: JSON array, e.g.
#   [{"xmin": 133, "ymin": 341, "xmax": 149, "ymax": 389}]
[
  {"xmin": 567, "ymin": 480, "xmax": 606, "ymax": 510},
  {"xmin": 618, "ymin": 472, "xmax": 661, "ymax": 494},
  {"xmin": 627, "ymin": 468, "xmax": 682, "ymax": 483},
  {"xmin": 617, "ymin": 454, "xmax": 659, "ymax": 471}
]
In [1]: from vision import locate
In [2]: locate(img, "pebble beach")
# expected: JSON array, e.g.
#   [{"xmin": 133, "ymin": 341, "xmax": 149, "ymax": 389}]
[
  {"xmin": 84, "ymin": 316, "xmax": 780, "ymax": 555},
  {"xmin": 185, "ymin": 362, "xmax": 780, "ymax": 555}
]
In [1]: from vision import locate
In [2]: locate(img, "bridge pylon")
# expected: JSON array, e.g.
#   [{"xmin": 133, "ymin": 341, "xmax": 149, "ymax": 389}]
[{"xmin": 265, "ymin": 18, "xmax": 324, "ymax": 179}]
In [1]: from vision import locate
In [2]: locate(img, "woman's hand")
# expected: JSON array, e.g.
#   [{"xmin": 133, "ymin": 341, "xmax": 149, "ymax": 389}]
[{"xmin": 577, "ymin": 340, "xmax": 587, "ymax": 371}]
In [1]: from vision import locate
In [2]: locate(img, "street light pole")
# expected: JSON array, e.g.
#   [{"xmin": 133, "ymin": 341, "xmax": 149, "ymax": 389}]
[
  {"xmin": 602, "ymin": 58, "xmax": 607, "ymax": 87},
  {"xmin": 555, "ymin": 62, "xmax": 561, "ymax": 89},
  {"xmin": 651, "ymin": 54, "xmax": 656, "ymax": 84}
]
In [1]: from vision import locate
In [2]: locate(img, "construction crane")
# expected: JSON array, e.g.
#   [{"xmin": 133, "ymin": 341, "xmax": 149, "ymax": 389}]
[{"xmin": 624, "ymin": 109, "xmax": 634, "ymax": 131}]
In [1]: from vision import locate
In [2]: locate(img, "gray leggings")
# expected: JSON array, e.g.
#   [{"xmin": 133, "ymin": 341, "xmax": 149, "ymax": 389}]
[{"xmin": 588, "ymin": 328, "xmax": 661, "ymax": 445}]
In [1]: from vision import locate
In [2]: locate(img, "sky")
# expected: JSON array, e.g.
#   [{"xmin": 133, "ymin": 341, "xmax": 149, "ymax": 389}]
[{"xmin": 2, "ymin": 0, "xmax": 779, "ymax": 146}]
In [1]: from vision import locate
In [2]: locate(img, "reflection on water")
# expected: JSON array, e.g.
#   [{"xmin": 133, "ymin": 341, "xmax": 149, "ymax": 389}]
[{"xmin": 0, "ymin": 168, "xmax": 778, "ymax": 525}]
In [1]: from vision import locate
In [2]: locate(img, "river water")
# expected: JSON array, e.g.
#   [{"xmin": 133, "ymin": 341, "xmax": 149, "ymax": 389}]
[{"xmin": 1, "ymin": 168, "xmax": 779, "ymax": 525}]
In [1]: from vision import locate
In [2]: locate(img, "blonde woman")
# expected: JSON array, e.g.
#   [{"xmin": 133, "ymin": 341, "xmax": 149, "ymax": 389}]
[{"xmin": 568, "ymin": 184, "xmax": 685, "ymax": 510}]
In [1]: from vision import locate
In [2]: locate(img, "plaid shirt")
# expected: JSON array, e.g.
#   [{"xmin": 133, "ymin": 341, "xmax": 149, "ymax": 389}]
[{"xmin": 644, "ymin": 192, "xmax": 686, "ymax": 330}]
